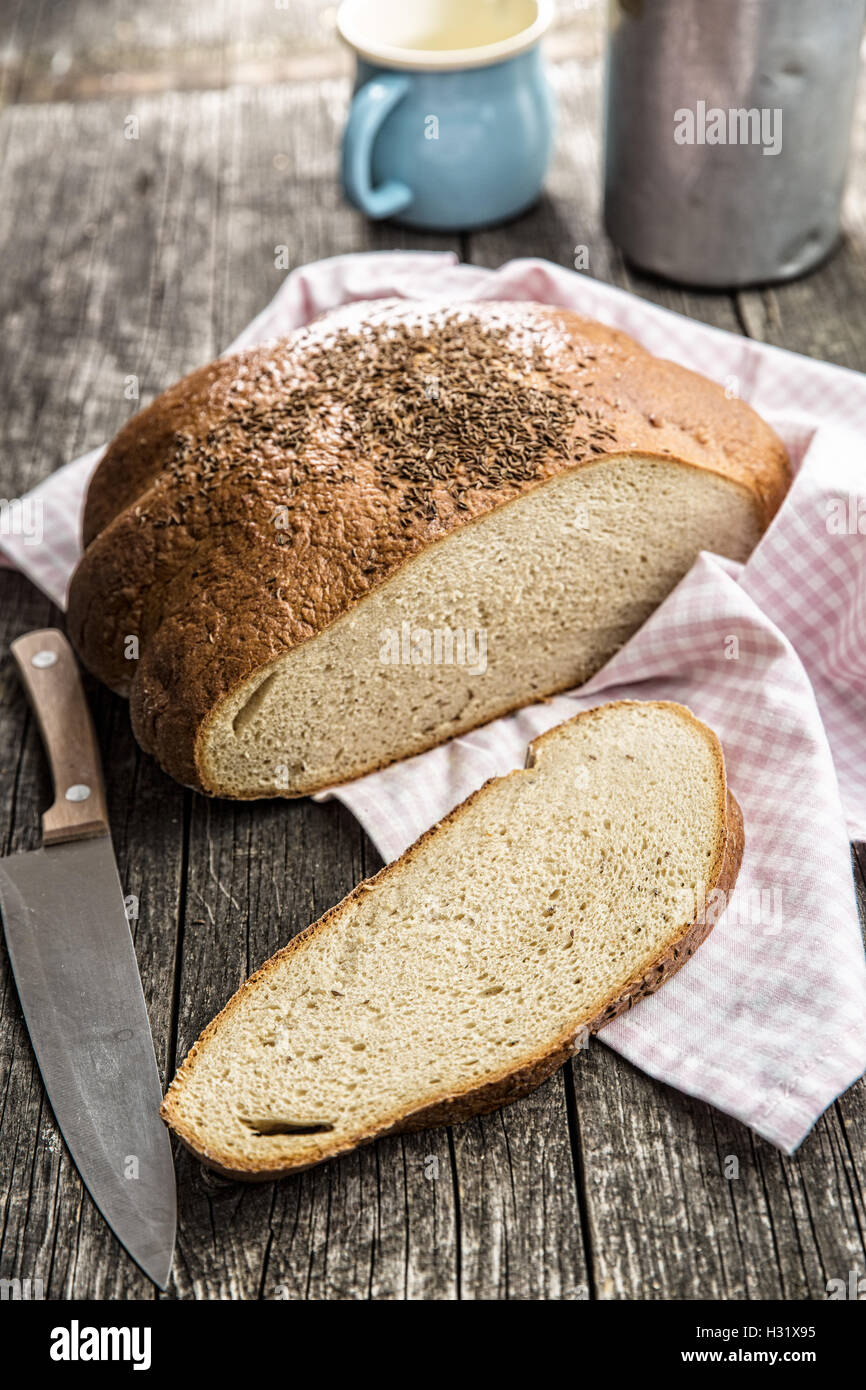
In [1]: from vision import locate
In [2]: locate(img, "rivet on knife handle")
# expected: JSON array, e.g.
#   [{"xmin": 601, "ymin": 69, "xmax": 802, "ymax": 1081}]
[{"xmin": 10, "ymin": 629, "xmax": 110, "ymax": 845}]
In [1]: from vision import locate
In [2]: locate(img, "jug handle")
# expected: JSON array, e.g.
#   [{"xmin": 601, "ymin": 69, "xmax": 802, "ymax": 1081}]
[{"xmin": 342, "ymin": 73, "xmax": 413, "ymax": 219}]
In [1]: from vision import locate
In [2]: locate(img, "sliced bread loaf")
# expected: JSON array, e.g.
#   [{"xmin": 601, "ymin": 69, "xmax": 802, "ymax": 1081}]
[
  {"xmin": 67, "ymin": 299, "xmax": 789, "ymax": 797},
  {"xmin": 161, "ymin": 701, "xmax": 743, "ymax": 1179}
]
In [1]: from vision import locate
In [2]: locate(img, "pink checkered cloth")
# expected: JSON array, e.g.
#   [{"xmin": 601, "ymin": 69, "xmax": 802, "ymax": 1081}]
[{"xmin": 3, "ymin": 252, "xmax": 866, "ymax": 1152}]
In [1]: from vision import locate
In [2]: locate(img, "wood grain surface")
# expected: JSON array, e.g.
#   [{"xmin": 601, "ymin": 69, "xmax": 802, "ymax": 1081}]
[{"xmin": 0, "ymin": 0, "xmax": 864, "ymax": 1301}]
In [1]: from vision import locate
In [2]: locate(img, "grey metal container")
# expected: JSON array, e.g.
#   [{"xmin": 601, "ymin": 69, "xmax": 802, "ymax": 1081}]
[{"xmin": 603, "ymin": 0, "xmax": 866, "ymax": 287}]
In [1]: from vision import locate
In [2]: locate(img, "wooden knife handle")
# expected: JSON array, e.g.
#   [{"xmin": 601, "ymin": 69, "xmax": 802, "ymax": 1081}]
[{"xmin": 10, "ymin": 629, "xmax": 110, "ymax": 845}]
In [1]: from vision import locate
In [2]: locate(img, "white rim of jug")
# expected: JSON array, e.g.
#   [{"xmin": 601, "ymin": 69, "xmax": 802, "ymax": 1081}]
[{"xmin": 336, "ymin": 0, "xmax": 554, "ymax": 72}]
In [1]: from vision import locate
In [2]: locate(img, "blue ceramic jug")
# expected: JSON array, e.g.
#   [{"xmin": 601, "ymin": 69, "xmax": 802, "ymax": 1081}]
[{"xmin": 338, "ymin": 0, "xmax": 555, "ymax": 230}]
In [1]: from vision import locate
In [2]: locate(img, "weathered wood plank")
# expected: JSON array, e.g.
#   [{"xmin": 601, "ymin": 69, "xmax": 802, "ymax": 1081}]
[
  {"xmin": 0, "ymin": 0, "xmax": 351, "ymax": 105},
  {"xmin": 0, "ymin": 96, "xmax": 220, "ymax": 499},
  {"xmin": 571, "ymin": 1007, "xmax": 866, "ymax": 1301}
]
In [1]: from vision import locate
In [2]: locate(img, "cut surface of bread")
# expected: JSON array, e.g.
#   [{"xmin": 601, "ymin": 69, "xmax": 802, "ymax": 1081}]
[
  {"xmin": 66, "ymin": 299, "xmax": 790, "ymax": 797},
  {"xmin": 202, "ymin": 453, "xmax": 760, "ymax": 796},
  {"xmin": 162, "ymin": 701, "xmax": 743, "ymax": 1179}
]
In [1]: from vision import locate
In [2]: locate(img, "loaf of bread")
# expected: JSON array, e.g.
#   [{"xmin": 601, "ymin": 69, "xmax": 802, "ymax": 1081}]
[
  {"xmin": 67, "ymin": 300, "xmax": 789, "ymax": 797},
  {"xmin": 161, "ymin": 701, "xmax": 743, "ymax": 1179}
]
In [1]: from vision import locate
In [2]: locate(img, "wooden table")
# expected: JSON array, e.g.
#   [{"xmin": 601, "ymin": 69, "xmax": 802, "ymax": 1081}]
[{"xmin": 1, "ymin": 1, "xmax": 865, "ymax": 1302}]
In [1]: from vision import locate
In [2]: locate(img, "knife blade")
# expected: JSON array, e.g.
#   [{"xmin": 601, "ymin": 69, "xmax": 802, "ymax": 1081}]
[{"xmin": 0, "ymin": 629, "xmax": 176, "ymax": 1288}]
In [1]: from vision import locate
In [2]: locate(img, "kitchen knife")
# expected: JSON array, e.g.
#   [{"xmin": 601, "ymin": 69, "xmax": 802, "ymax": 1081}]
[{"xmin": 0, "ymin": 629, "xmax": 176, "ymax": 1288}]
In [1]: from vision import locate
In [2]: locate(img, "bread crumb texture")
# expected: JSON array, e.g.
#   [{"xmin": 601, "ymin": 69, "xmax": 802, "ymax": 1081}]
[
  {"xmin": 162, "ymin": 701, "xmax": 739, "ymax": 1178},
  {"xmin": 202, "ymin": 454, "xmax": 759, "ymax": 795}
]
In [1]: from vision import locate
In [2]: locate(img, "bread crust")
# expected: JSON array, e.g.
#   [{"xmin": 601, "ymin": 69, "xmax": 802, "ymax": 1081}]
[
  {"xmin": 67, "ymin": 300, "xmax": 790, "ymax": 793},
  {"xmin": 160, "ymin": 701, "xmax": 743, "ymax": 1180}
]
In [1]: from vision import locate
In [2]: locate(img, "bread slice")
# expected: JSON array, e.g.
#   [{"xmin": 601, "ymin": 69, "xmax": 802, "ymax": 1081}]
[
  {"xmin": 66, "ymin": 299, "xmax": 790, "ymax": 797},
  {"xmin": 161, "ymin": 701, "xmax": 743, "ymax": 1179}
]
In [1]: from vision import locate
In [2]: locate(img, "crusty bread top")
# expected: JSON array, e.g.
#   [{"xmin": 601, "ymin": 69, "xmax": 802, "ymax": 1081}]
[
  {"xmin": 83, "ymin": 299, "xmax": 789, "ymax": 545},
  {"xmin": 68, "ymin": 300, "xmax": 789, "ymax": 789}
]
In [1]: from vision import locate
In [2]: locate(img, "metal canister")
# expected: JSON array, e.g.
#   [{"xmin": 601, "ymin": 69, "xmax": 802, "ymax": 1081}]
[{"xmin": 603, "ymin": 0, "xmax": 866, "ymax": 287}]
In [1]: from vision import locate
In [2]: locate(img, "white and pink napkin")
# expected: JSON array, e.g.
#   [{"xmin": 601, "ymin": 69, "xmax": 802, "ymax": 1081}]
[{"xmin": 4, "ymin": 250, "xmax": 866, "ymax": 1152}]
